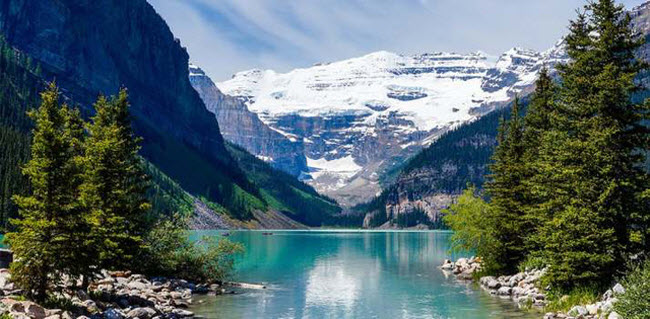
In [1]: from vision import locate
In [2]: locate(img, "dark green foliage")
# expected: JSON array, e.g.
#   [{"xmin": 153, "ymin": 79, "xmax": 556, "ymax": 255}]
[
  {"xmin": 81, "ymin": 90, "xmax": 151, "ymax": 271},
  {"xmin": 614, "ymin": 259, "xmax": 650, "ymax": 318},
  {"xmin": 399, "ymin": 106, "xmax": 511, "ymax": 194},
  {"xmin": 484, "ymin": 98, "xmax": 529, "ymax": 274},
  {"xmin": 365, "ymin": 211, "xmax": 389, "ymax": 229},
  {"xmin": 144, "ymin": 161, "xmax": 194, "ymax": 220},
  {"xmin": 395, "ymin": 208, "xmax": 442, "ymax": 228},
  {"xmin": 135, "ymin": 218, "xmax": 244, "ymax": 283},
  {"xmin": 226, "ymin": 143, "xmax": 342, "ymax": 226},
  {"xmin": 532, "ymin": 0, "xmax": 650, "ymax": 290},
  {"xmin": 443, "ymin": 1, "xmax": 650, "ymax": 289},
  {"xmin": 0, "ymin": 37, "xmax": 43, "ymax": 230}
]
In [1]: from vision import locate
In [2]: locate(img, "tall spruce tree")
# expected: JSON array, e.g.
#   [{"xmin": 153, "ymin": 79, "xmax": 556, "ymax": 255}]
[
  {"xmin": 5, "ymin": 83, "xmax": 88, "ymax": 301},
  {"xmin": 521, "ymin": 69, "xmax": 559, "ymax": 254},
  {"xmin": 485, "ymin": 97, "xmax": 528, "ymax": 274},
  {"xmin": 81, "ymin": 89, "xmax": 150, "ymax": 271},
  {"xmin": 535, "ymin": 0, "xmax": 650, "ymax": 289}
]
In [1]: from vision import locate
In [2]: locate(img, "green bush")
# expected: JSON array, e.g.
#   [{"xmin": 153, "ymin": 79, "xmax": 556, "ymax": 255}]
[
  {"xmin": 518, "ymin": 256, "xmax": 547, "ymax": 273},
  {"xmin": 134, "ymin": 217, "xmax": 244, "ymax": 283},
  {"xmin": 544, "ymin": 286, "xmax": 600, "ymax": 312},
  {"xmin": 614, "ymin": 260, "xmax": 650, "ymax": 318},
  {"xmin": 442, "ymin": 187, "xmax": 501, "ymax": 274}
]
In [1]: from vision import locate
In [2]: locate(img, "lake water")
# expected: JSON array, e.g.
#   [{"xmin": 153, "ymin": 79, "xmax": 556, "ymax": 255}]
[{"xmin": 188, "ymin": 230, "xmax": 538, "ymax": 319}]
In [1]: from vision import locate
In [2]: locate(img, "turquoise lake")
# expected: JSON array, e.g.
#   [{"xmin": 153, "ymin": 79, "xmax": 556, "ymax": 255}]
[{"xmin": 188, "ymin": 230, "xmax": 538, "ymax": 319}]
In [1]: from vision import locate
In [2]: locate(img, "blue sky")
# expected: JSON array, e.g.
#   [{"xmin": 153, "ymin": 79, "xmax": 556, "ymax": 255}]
[{"xmin": 148, "ymin": 0, "xmax": 646, "ymax": 81}]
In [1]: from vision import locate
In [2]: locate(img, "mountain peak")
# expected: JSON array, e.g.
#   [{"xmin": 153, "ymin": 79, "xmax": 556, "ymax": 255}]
[{"xmin": 214, "ymin": 46, "xmax": 549, "ymax": 204}]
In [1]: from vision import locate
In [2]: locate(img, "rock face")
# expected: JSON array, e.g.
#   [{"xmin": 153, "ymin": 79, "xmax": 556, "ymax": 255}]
[
  {"xmin": 189, "ymin": 65, "xmax": 308, "ymax": 176},
  {"xmin": 0, "ymin": 0, "xmax": 252, "ymax": 209},
  {"xmin": 218, "ymin": 47, "xmax": 566, "ymax": 206}
]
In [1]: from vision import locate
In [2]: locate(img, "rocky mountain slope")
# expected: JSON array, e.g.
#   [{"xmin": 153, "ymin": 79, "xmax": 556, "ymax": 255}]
[
  {"xmin": 358, "ymin": 1, "xmax": 650, "ymax": 228},
  {"xmin": 189, "ymin": 65, "xmax": 307, "ymax": 176},
  {"xmin": 215, "ymin": 46, "xmax": 566, "ymax": 206},
  {"xmin": 0, "ymin": 0, "xmax": 340, "ymax": 228}
]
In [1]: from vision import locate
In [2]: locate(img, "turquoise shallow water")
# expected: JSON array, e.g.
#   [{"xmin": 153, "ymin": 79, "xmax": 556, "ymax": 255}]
[{"xmin": 188, "ymin": 230, "xmax": 538, "ymax": 319}]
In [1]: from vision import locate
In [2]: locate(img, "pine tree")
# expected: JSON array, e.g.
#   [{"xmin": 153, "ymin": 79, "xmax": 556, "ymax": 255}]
[
  {"xmin": 5, "ymin": 83, "xmax": 86, "ymax": 301},
  {"xmin": 521, "ymin": 69, "xmax": 558, "ymax": 254},
  {"xmin": 81, "ymin": 89, "xmax": 150, "ymax": 271},
  {"xmin": 535, "ymin": 0, "xmax": 650, "ymax": 289},
  {"xmin": 485, "ymin": 97, "xmax": 528, "ymax": 274}
]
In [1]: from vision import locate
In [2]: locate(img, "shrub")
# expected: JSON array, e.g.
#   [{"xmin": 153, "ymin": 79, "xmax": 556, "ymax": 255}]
[
  {"xmin": 442, "ymin": 187, "xmax": 501, "ymax": 274},
  {"xmin": 544, "ymin": 286, "xmax": 600, "ymax": 312},
  {"xmin": 134, "ymin": 217, "xmax": 244, "ymax": 283},
  {"xmin": 518, "ymin": 256, "xmax": 547, "ymax": 273},
  {"xmin": 614, "ymin": 260, "xmax": 650, "ymax": 318}
]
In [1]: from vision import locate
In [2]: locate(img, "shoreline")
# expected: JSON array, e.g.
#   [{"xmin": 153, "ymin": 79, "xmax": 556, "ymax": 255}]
[
  {"xmin": 191, "ymin": 228, "xmax": 454, "ymax": 233},
  {"xmin": 441, "ymin": 258, "xmax": 625, "ymax": 319}
]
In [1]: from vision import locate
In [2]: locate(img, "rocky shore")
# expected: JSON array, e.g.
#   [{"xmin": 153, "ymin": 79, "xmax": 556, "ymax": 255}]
[
  {"xmin": 440, "ymin": 258, "xmax": 547, "ymax": 307},
  {"xmin": 543, "ymin": 284, "xmax": 625, "ymax": 319},
  {"xmin": 0, "ymin": 269, "xmax": 230, "ymax": 319},
  {"xmin": 441, "ymin": 258, "xmax": 626, "ymax": 319}
]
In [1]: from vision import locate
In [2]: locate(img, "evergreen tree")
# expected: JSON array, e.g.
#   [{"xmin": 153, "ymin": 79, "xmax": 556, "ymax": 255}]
[
  {"xmin": 521, "ymin": 69, "xmax": 559, "ymax": 254},
  {"xmin": 535, "ymin": 0, "xmax": 650, "ymax": 289},
  {"xmin": 485, "ymin": 97, "xmax": 528, "ymax": 274},
  {"xmin": 81, "ymin": 89, "xmax": 150, "ymax": 271},
  {"xmin": 5, "ymin": 83, "xmax": 86, "ymax": 301}
]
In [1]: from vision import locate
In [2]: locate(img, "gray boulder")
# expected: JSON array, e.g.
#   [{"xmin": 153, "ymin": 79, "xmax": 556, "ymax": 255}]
[
  {"xmin": 612, "ymin": 283, "xmax": 625, "ymax": 295},
  {"xmin": 126, "ymin": 307, "xmax": 157, "ymax": 319}
]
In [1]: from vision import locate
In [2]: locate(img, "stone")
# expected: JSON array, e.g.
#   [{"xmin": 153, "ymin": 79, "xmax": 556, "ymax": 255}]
[
  {"xmin": 457, "ymin": 270, "xmax": 473, "ymax": 280},
  {"xmin": 24, "ymin": 302, "xmax": 46, "ymax": 319},
  {"xmin": 440, "ymin": 259, "xmax": 454, "ymax": 270},
  {"xmin": 126, "ymin": 307, "xmax": 156, "ymax": 319},
  {"xmin": 603, "ymin": 289, "xmax": 613, "ymax": 301},
  {"xmin": 1, "ymin": 299, "xmax": 24, "ymax": 313},
  {"xmin": 82, "ymin": 299, "xmax": 99, "ymax": 312},
  {"xmin": 568, "ymin": 306, "xmax": 588, "ymax": 317},
  {"xmin": 104, "ymin": 308, "xmax": 124, "ymax": 319},
  {"xmin": 76, "ymin": 289, "xmax": 91, "ymax": 301},
  {"xmin": 171, "ymin": 309, "xmax": 194, "ymax": 317},
  {"xmin": 602, "ymin": 297, "xmax": 618, "ymax": 313},
  {"xmin": 486, "ymin": 278, "xmax": 501, "ymax": 289},
  {"xmin": 612, "ymin": 283, "xmax": 625, "ymax": 295},
  {"xmin": 128, "ymin": 281, "xmax": 148, "ymax": 291},
  {"xmin": 497, "ymin": 286, "xmax": 512, "ymax": 296},
  {"xmin": 170, "ymin": 291, "xmax": 182, "ymax": 299},
  {"xmin": 97, "ymin": 278, "xmax": 115, "ymax": 285},
  {"xmin": 608, "ymin": 311, "xmax": 621, "ymax": 319},
  {"xmin": 10, "ymin": 313, "xmax": 30, "ymax": 319},
  {"xmin": 46, "ymin": 309, "xmax": 63, "ymax": 317},
  {"xmin": 586, "ymin": 304, "xmax": 599, "ymax": 315}
]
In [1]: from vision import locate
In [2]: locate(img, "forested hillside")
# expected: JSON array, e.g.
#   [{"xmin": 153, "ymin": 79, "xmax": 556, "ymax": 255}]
[
  {"xmin": 0, "ymin": 0, "xmax": 341, "ymax": 228},
  {"xmin": 0, "ymin": 37, "xmax": 41, "ymax": 230}
]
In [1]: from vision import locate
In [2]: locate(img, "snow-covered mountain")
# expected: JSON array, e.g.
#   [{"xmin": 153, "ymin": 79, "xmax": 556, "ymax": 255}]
[{"xmin": 209, "ymin": 44, "xmax": 566, "ymax": 206}]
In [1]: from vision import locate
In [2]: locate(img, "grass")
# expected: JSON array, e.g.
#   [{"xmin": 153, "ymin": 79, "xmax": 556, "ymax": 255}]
[{"xmin": 544, "ymin": 286, "xmax": 601, "ymax": 312}]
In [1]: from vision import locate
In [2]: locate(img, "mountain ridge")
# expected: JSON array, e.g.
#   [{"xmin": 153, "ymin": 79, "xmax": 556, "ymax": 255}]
[
  {"xmin": 0, "ymin": 0, "xmax": 341, "ymax": 228},
  {"xmin": 211, "ymin": 43, "xmax": 567, "ymax": 206}
]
